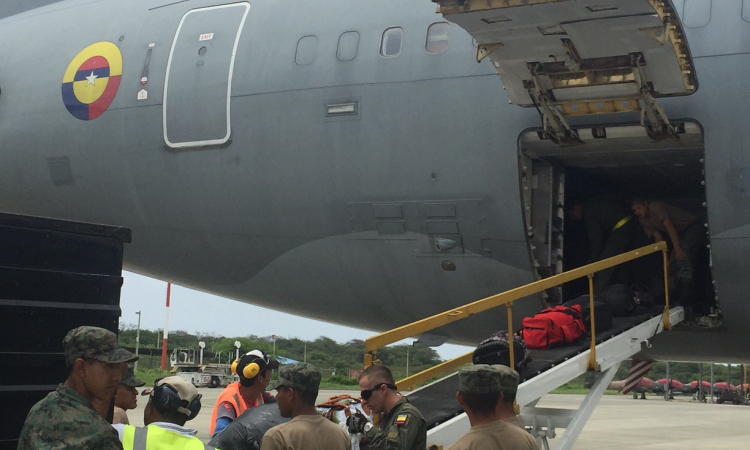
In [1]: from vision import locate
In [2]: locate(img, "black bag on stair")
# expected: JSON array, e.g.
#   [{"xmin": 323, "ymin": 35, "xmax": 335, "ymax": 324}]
[
  {"xmin": 602, "ymin": 284, "xmax": 637, "ymax": 317},
  {"xmin": 563, "ymin": 295, "xmax": 613, "ymax": 334},
  {"xmin": 472, "ymin": 330, "xmax": 531, "ymax": 370}
]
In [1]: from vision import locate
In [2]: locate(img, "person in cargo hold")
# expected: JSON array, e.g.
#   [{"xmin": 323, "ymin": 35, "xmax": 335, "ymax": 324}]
[
  {"xmin": 17, "ymin": 326, "xmax": 138, "ymax": 450},
  {"xmin": 449, "ymin": 364, "xmax": 536, "ymax": 450},
  {"xmin": 347, "ymin": 364, "xmax": 426, "ymax": 450},
  {"xmin": 567, "ymin": 195, "xmax": 638, "ymax": 292},
  {"xmin": 211, "ymin": 349, "xmax": 279, "ymax": 437},
  {"xmin": 631, "ymin": 198, "xmax": 720, "ymax": 326}
]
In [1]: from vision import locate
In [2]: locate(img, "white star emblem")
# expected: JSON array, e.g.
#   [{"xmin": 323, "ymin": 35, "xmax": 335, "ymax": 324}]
[{"xmin": 85, "ymin": 71, "xmax": 98, "ymax": 86}]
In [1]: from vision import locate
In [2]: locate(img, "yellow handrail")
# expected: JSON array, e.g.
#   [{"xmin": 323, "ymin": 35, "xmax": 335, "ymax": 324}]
[
  {"xmin": 365, "ymin": 242, "xmax": 670, "ymax": 383},
  {"xmin": 396, "ymin": 352, "xmax": 473, "ymax": 391}
]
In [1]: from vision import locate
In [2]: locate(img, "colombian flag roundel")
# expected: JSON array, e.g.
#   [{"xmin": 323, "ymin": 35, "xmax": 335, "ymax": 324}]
[{"xmin": 61, "ymin": 42, "xmax": 122, "ymax": 121}]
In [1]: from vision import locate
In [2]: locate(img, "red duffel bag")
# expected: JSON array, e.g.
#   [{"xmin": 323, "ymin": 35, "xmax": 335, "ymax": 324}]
[{"xmin": 521, "ymin": 305, "xmax": 586, "ymax": 350}]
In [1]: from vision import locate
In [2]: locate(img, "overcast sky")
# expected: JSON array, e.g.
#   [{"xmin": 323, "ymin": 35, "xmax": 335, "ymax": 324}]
[{"xmin": 119, "ymin": 271, "xmax": 472, "ymax": 361}]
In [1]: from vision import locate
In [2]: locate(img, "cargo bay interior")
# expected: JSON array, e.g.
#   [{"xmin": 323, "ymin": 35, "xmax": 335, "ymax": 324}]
[{"xmin": 519, "ymin": 121, "xmax": 716, "ymax": 315}]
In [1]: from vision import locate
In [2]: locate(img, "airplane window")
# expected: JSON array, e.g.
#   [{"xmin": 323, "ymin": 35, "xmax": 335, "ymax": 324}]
[
  {"xmin": 381, "ymin": 27, "xmax": 403, "ymax": 57},
  {"xmin": 682, "ymin": 0, "xmax": 711, "ymax": 28},
  {"xmin": 743, "ymin": 0, "xmax": 750, "ymax": 22},
  {"xmin": 295, "ymin": 35, "xmax": 318, "ymax": 65},
  {"xmin": 337, "ymin": 31, "xmax": 360, "ymax": 61},
  {"xmin": 425, "ymin": 22, "xmax": 449, "ymax": 54}
]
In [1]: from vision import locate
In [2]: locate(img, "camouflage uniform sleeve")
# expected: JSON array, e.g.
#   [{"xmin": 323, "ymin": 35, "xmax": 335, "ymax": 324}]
[
  {"xmin": 365, "ymin": 408, "xmax": 426, "ymax": 450},
  {"xmin": 17, "ymin": 389, "xmax": 123, "ymax": 450}
]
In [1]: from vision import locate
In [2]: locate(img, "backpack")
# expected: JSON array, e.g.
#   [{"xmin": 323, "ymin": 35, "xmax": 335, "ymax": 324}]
[
  {"xmin": 563, "ymin": 295, "xmax": 613, "ymax": 335},
  {"xmin": 603, "ymin": 284, "xmax": 637, "ymax": 316},
  {"xmin": 472, "ymin": 330, "xmax": 531, "ymax": 370},
  {"xmin": 521, "ymin": 305, "xmax": 586, "ymax": 349}
]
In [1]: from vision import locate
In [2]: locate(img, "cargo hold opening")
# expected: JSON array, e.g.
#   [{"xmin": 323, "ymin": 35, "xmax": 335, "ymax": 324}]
[{"xmin": 519, "ymin": 121, "xmax": 715, "ymax": 314}]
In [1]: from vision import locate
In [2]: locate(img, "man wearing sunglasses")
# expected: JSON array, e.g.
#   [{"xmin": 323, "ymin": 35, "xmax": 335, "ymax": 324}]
[{"xmin": 347, "ymin": 364, "xmax": 426, "ymax": 450}]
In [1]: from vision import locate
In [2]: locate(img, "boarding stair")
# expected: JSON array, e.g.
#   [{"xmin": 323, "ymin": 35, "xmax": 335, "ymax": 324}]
[
  {"xmin": 430, "ymin": 0, "xmax": 696, "ymax": 144},
  {"xmin": 364, "ymin": 243, "xmax": 683, "ymax": 450}
]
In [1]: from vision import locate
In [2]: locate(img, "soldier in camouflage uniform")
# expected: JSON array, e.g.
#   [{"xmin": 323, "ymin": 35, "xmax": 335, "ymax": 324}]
[
  {"xmin": 262, "ymin": 362, "xmax": 350, "ymax": 450},
  {"xmin": 347, "ymin": 364, "xmax": 426, "ymax": 450},
  {"xmin": 631, "ymin": 198, "xmax": 717, "ymax": 323},
  {"xmin": 17, "ymin": 326, "xmax": 138, "ymax": 450},
  {"xmin": 450, "ymin": 364, "xmax": 536, "ymax": 450}
]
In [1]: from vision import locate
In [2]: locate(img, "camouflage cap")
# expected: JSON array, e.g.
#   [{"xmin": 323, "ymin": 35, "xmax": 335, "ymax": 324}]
[
  {"xmin": 63, "ymin": 326, "xmax": 139, "ymax": 368},
  {"xmin": 121, "ymin": 365, "xmax": 145, "ymax": 387},
  {"xmin": 459, "ymin": 364, "xmax": 520, "ymax": 395},
  {"xmin": 269, "ymin": 362, "xmax": 321, "ymax": 394}
]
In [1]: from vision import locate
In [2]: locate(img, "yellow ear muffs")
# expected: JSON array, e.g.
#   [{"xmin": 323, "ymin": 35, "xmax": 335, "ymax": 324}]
[
  {"xmin": 231, "ymin": 359, "xmax": 239, "ymax": 375},
  {"xmin": 242, "ymin": 362, "xmax": 260, "ymax": 379}
]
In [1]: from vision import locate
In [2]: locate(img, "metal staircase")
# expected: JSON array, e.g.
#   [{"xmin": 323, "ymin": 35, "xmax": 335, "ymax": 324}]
[
  {"xmin": 364, "ymin": 242, "xmax": 682, "ymax": 450},
  {"xmin": 423, "ymin": 307, "xmax": 683, "ymax": 449}
]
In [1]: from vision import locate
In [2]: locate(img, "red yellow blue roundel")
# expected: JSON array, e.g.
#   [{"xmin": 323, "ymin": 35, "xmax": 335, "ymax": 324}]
[{"xmin": 61, "ymin": 42, "xmax": 122, "ymax": 121}]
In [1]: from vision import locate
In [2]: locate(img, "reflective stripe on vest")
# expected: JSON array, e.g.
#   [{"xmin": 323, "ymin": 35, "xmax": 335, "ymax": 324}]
[
  {"xmin": 122, "ymin": 424, "xmax": 214, "ymax": 450},
  {"xmin": 612, "ymin": 216, "xmax": 631, "ymax": 231},
  {"xmin": 232, "ymin": 393, "xmax": 246, "ymax": 416}
]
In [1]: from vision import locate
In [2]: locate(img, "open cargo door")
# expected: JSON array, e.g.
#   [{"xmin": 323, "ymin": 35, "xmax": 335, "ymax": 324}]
[{"xmin": 434, "ymin": 0, "xmax": 696, "ymax": 144}]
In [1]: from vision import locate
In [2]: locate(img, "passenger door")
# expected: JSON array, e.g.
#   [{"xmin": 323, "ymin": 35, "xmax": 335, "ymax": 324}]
[{"xmin": 163, "ymin": 2, "xmax": 250, "ymax": 149}]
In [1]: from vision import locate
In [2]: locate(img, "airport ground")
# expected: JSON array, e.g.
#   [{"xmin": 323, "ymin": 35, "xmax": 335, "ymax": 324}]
[{"xmin": 123, "ymin": 388, "xmax": 749, "ymax": 448}]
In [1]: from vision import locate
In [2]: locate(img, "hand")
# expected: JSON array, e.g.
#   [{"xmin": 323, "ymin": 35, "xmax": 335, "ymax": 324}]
[
  {"xmin": 346, "ymin": 412, "xmax": 369, "ymax": 434},
  {"xmin": 674, "ymin": 246, "xmax": 687, "ymax": 260}
]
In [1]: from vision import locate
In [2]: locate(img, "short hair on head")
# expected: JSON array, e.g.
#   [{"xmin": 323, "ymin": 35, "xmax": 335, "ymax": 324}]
[
  {"xmin": 630, "ymin": 197, "xmax": 649, "ymax": 206},
  {"xmin": 460, "ymin": 391, "xmax": 500, "ymax": 416},
  {"xmin": 279, "ymin": 385, "xmax": 318, "ymax": 407},
  {"xmin": 297, "ymin": 388, "xmax": 318, "ymax": 405},
  {"xmin": 359, "ymin": 364, "xmax": 395, "ymax": 385}
]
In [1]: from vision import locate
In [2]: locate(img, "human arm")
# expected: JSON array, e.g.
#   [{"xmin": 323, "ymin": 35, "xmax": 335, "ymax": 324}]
[
  {"xmin": 662, "ymin": 219, "xmax": 686, "ymax": 260},
  {"xmin": 214, "ymin": 417, "xmax": 233, "ymax": 436},
  {"xmin": 364, "ymin": 413, "xmax": 425, "ymax": 450},
  {"xmin": 213, "ymin": 400, "xmax": 238, "ymax": 437}
]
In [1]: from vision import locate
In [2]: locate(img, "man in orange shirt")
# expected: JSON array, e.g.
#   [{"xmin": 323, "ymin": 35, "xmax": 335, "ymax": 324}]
[{"xmin": 211, "ymin": 350, "xmax": 279, "ymax": 437}]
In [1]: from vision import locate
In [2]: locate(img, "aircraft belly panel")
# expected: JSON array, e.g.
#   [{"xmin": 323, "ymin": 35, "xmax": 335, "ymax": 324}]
[{"xmin": 163, "ymin": 2, "xmax": 250, "ymax": 148}]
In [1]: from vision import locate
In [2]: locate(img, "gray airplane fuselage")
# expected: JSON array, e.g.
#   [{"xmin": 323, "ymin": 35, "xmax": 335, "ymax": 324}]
[{"xmin": 0, "ymin": 0, "xmax": 748, "ymax": 362}]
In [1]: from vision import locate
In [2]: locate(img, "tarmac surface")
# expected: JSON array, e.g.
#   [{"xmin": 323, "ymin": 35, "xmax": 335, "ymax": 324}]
[{"xmin": 122, "ymin": 388, "xmax": 750, "ymax": 448}]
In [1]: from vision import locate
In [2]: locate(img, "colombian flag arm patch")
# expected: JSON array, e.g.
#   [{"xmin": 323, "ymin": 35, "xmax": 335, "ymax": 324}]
[{"xmin": 395, "ymin": 414, "xmax": 409, "ymax": 426}]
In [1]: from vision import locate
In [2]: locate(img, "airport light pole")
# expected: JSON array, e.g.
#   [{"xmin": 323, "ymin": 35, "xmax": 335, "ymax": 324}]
[
  {"xmin": 406, "ymin": 345, "xmax": 410, "ymax": 378},
  {"xmin": 134, "ymin": 311, "xmax": 141, "ymax": 372},
  {"xmin": 160, "ymin": 283, "xmax": 171, "ymax": 370}
]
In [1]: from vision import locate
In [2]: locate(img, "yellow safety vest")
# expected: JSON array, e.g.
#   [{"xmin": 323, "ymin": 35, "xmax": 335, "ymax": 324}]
[{"xmin": 122, "ymin": 424, "xmax": 215, "ymax": 450}]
